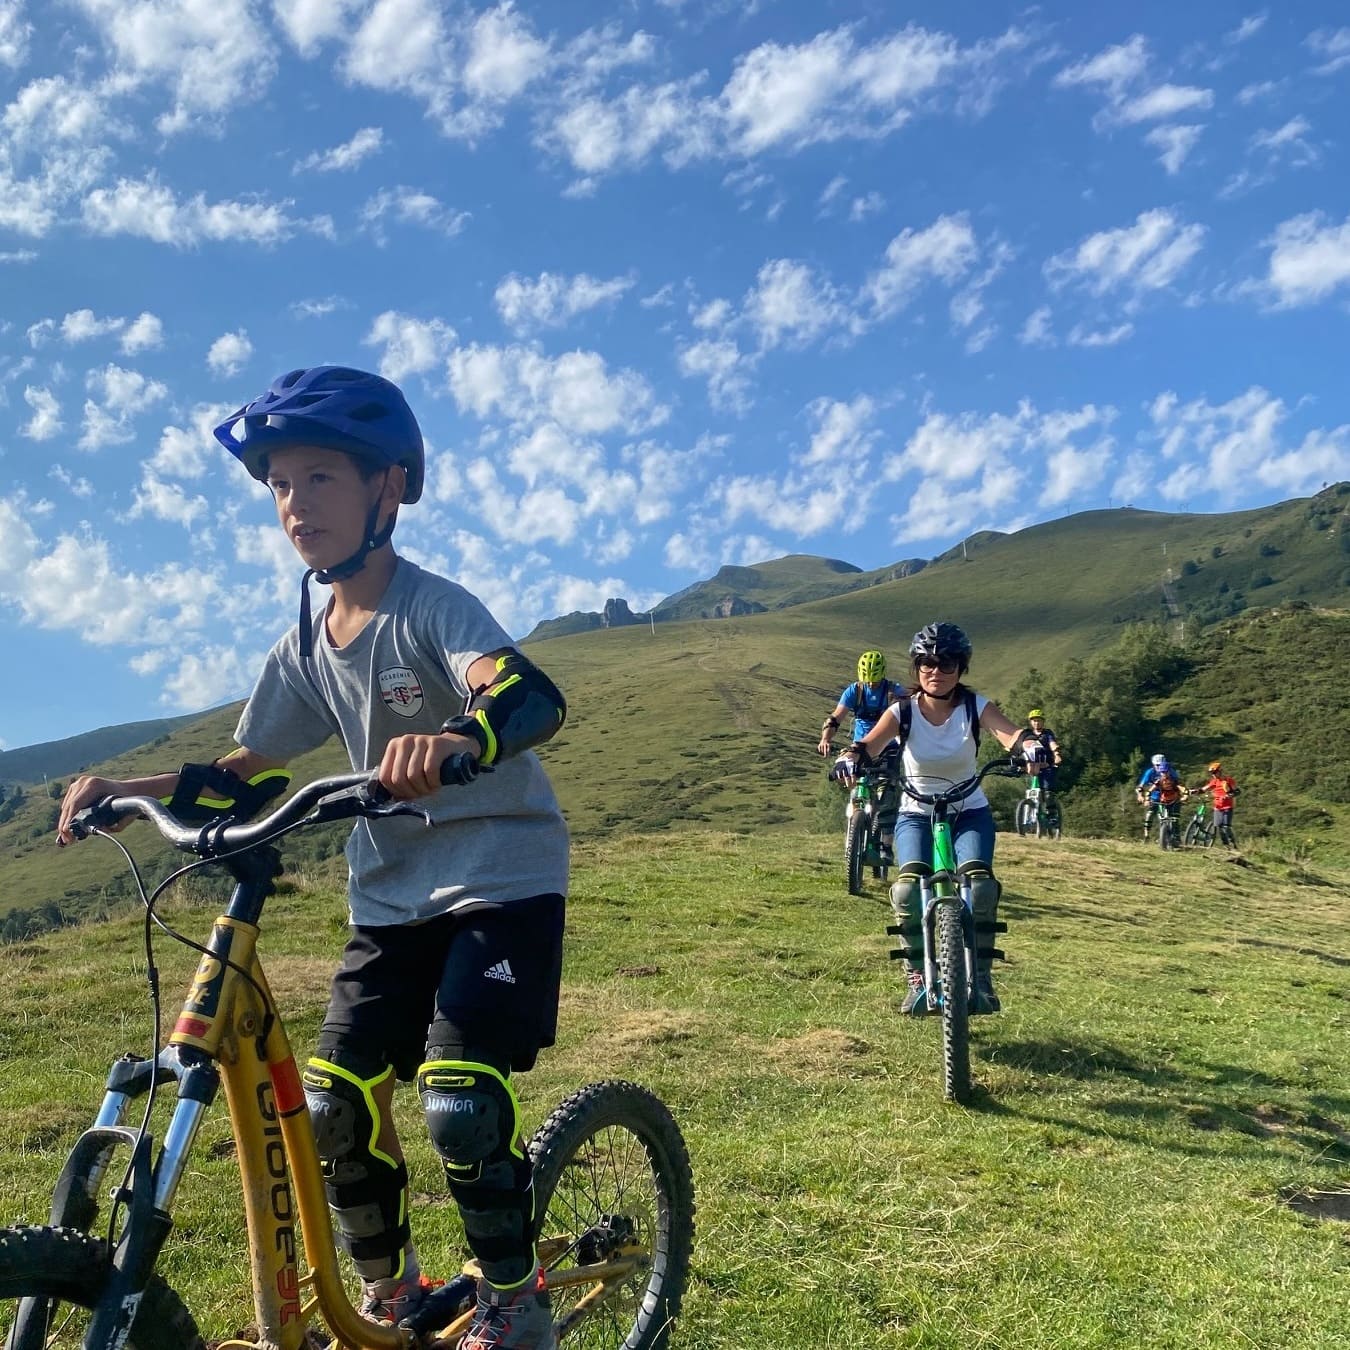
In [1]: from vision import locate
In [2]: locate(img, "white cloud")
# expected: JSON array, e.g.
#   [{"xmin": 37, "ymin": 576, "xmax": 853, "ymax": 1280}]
[
  {"xmin": 0, "ymin": 248, "xmax": 37, "ymax": 263},
  {"xmin": 1114, "ymin": 84, "xmax": 1213, "ymax": 125},
  {"xmin": 78, "ymin": 364, "xmax": 169, "ymax": 451},
  {"xmin": 544, "ymin": 20, "xmax": 1031, "ymax": 180},
  {"xmin": 1019, "ymin": 306, "xmax": 1054, "ymax": 347},
  {"xmin": 494, "ymin": 271, "xmax": 634, "ymax": 331},
  {"xmin": 272, "ymin": 0, "xmax": 363, "ymax": 58},
  {"xmin": 1252, "ymin": 116, "xmax": 1313, "ymax": 154},
  {"xmin": 206, "ymin": 330, "xmax": 253, "ymax": 378},
  {"xmin": 83, "ymin": 176, "xmax": 325, "ymax": 247},
  {"xmin": 743, "ymin": 259, "xmax": 854, "ymax": 350},
  {"xmin": 677, "ymin": 337, "xmax": 755, "ymax": 413},
  {"xmin": 863, "ymin": 213, "xmax": 979, "ymax": 319},
  {"xmin": 1145, "ymin": 124, "xmax": 1202, "ymax": 175},
  {"xmin": 20, "ymin": 385, "xmax": 61, "ymax": 440},
  {"xmin": 0, "ymin": 1, "xmax": 32, "ymax": 68},
  {"xmin": 1237, "ymin": 79, "xmax": 1280, "ymax": 104},
  {"xmin": 28, "ymin": 310, "xmax": 127, "ymax": 347},
  {"xmin": 149, "ymin": 403, "xmax": 233, "ymax": 480},
  {"xmin": 128, "ymin": 474, "xmax": 209, "ymax": 529},
  {"xmin": 463, "ymin": 1, "xmax": 550, "ymax": 101},
  {"xmin": 1257, "ymin": 212, "xmax": 1350, "ymax": 308},
  {"xmin": 1067, "ymin": 322, "xmax": 1134, "ymax": 348},
  {"xmin": 2, "ymin": 74, "xmax": 119, "ymax": 147},
  {"xmin": 121, "ymin": 312, "xmax": 164, "ymax": 354},
  {"xmin": 294, "ymin": 126, "xmax": 384, "ymax": 173},
  {"xmin": 1227, "ymin": 14, "xmax": 1267, "ymax": 44},
  {"xmin": 849, "ymin": 192, "xmax": 885, "ymax": 222},
  {"xmin": 1145, "ymin": 386, "xmax": 1350, "ymax": 499},
  {"xmin": 800, "ymin": 395, "xmax": 879, "ymax": 466},
  {"xmin": 1045, "ymin": 209, "xmax": 1204, "ymax": 300},
  {"xmin": 448, "ymin": 343, "xmax": 668, "ymax": 436},
  {"xmin": 363, "ymin": 310, "xmax": 457, "ymax": 382},
  {"xmin": 1307, "ymin": 27, "xmax": 1350, "ymax": 76},
  {"xmin": 1053, "ymin": 35, "xmax": 1149, "ymax": 97},
  {"xmin": 359, "ymin": 187, "xmax": 470, "ymax": 245},
  {"xmin": 71, "ymin": 0, "xmax": 276, "ymax": 133},
  {"xmin": 290, "ymin": 296, "xmax": 347, "ymax": 319},
  {"xmin": 158, "ymin": 645, "xmax": 260, "ymax": 711},
  {"xmin": 50, "ymin": 464, "xmax": 94, "ymax": 497}
]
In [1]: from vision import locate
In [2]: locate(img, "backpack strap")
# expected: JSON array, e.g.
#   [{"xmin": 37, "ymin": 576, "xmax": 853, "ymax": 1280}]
[{"xmin": 964, "ymin": 688, "xmax": 981, "ymax": 752}]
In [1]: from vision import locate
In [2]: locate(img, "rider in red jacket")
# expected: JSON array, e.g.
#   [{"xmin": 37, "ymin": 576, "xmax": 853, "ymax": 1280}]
[{"xmin": 1194, "ymin": 761, "xmax": 1240, "ymax": 849}]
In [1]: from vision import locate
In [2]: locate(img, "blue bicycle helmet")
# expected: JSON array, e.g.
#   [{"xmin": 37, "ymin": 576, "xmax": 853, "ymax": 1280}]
[{"xmin": 213, "ymin": 366, "xmax": 424, "ymax": 503}]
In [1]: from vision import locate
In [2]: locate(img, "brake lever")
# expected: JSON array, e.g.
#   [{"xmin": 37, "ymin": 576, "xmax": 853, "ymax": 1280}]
[
  {"xmin": 308, "ymin": 789, "xmax": 429, "ymax": 827},
  {"xmin": 69, "ymin": 800, "xmax": 130, "ymax": 840}
]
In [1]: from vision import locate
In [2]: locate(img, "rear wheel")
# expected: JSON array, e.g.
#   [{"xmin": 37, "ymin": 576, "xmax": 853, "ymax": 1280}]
[
  {"xmin": 0, "ymin": 1225, "xmax": 204, "ymax": 1349},
  {"xmin": 936, "ymin": 902, "xmax": 971, "ymax": 1104},
  {"xmin": 845, "ymin": 813, "xmax": 865, "ymax": 896},
  {"xmin": 530, "ymin": 1080, "xmax": 695, "ymax": 1350},
  {"xmin": 1183, "ymin": 817, "xmax": 1201, "ymax": 847}
]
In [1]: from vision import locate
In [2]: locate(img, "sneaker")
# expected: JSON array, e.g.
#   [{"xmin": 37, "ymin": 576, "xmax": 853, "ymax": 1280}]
[
  {"xmin": 973, "ymin": 970, "xmax": 1001, "ymax": 1015},
  {"xmin": 901, "ymin": 969, "xmax": 930, "ymax": 1016},
  {"xmin": 877, "ymin": 842, "xmax": 895, "ymax": 867},
  {"xmin": 462, "ymin": 1267, "xmax": 557, "ymax": 1350},
  {"xmin": 360, "ymin": 1272, "xmax": 443, "ymax": 1327}
]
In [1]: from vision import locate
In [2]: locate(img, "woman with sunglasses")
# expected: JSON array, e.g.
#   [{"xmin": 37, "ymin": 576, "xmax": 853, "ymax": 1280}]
[{"xmin": 835, "ymin": 622, "xmax": 1041, "ymax": 1015}]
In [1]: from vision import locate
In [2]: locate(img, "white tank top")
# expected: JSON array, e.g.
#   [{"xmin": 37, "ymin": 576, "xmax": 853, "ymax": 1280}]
[{"xmin": 889, "ymin": 692, "xmax": 990, "ymax": 816}]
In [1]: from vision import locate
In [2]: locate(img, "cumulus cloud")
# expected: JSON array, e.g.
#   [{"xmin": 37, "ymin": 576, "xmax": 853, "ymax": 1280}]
[
  {"xmin": 79, "ymin": 363, "xmax": 169, "ymax": 451},
  {"xmin": 1139, "ymin": 385, "xmax": 1350, "ymax": 500},
  {"xmin": 744, "ymin": 258, "xmax": 855, "ymax": 349},
  {"xmin": 886, "ymin": 400, "xmax": 1116, "ymax": 541},
  {"xmin": 448, "ymin": 343, "xmax": 668, "ymax": 436},
  {"xmin": 121, "ymin": 312, "xmax": 164, "ymax": 354},
  {"xmin": 677, "ymin": 337, "xmax": 756, "ymax": 414},
  {"xmin": 863, "ymin": 213, "xmax": 980, "ymax": 319},
  {"xmin": 1255, "ymin": 212, "xmax": 1350, "ymax": 308},
  {"xmin": 1307, "ymin": 27, "xmax": 1350, "ymax": 76},
  {"xmin": 543, "ymin": 19, "xmax": 1031, "ymax": 181},
  {"xmin": 71, "ymin": 0, "xmax": 277, "ymax": 133},
  {"xmin": 207, "ymin": 330, "xmax": 253, "ymax": 378},
  {"xmin": 20, "ymin": 385, "xmax": 61, "ymax": 440},
  {"xmin": 1114, "ymin": 84, "xmax": 1213, "ymax": 125},
  {"xmin": 1045, "ymin": 209, "xmax": 1204, "ymax": 302},
  {"xmin": 359, "ymin": 187, "xmax": 470, "ymax": 244},
  {"xmin": 294, "ymin": 126, "xmax": 384, "ymax": 173},
  {"xmin": 1054, "ymin": 34, "xmax": 1150, "ymax": 97},
  {"xmin": 83, "ymin": 176, "xmax": 328, "ymax": 247},
  {"xmin": 364, "ymin": 310, "xmax": 457, "ymax": 382},
  {"xmin": 0, "ymin": 1, "xmax": 32, "ymax": 68},
  {"xmin": 1145, "ymin": 124, "xmax": 1202, "ymax": 175},
  {"xmin": 495, "ymin": 271, "xmax": 634, "ymax": 331}
]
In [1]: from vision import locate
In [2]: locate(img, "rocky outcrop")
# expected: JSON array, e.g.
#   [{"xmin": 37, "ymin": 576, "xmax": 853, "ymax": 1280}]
[
  {"xmin": 712, "ymin": 595, "xmax": 767, "ymax": 619},
  {"xmin": 602, "ymin": 598, "xmax": 645, "ymax": 628}
]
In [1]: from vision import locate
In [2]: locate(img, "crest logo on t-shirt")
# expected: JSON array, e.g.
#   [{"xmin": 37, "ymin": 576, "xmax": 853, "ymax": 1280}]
[{"xmin": 378, "ymin": 666, "xmax": 424, "ymax": 719}]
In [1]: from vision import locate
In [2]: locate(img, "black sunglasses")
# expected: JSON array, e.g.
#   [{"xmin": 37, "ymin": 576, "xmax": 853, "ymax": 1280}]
[{"xmin": 915, "ymin": 656, "xmax": 960, "ymax": 674}]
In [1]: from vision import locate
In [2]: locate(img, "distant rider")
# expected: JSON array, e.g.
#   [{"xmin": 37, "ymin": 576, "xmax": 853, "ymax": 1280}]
[
  {"xmin": 1194, "ymin": 761, "xmax": 1240, "ymax": 849},
  {"xmin": 1136, "ymin": 753, "xmax": 1186, "ymax": 842},
  {"xmin": 834, "ymin": 623, "xmax": 1043, "ymax": 1016},
  {"xmin": 1024, "ymin": 709, "xmax": 1063, "ymax": 812},
  {"xmin": 819, "ymin": 649, "xmax": 900, "ymax": 865}
]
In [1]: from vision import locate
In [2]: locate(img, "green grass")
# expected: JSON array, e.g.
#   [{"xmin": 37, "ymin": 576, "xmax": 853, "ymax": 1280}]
[{"xmin": 1, "ymin": 828, "xmax": 1347, "ymax": 1346}]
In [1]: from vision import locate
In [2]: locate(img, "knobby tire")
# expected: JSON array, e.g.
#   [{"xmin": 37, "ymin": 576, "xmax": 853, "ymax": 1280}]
[
  {"xmin": 844, "ymin": 813, "xmax": 865, "ymax": 896},
  {"xmin": 529, "ymin": 1080, "xmax": 695, "ymax": 1350},
  {"xmin": 0, "ymin": 1225, "xmax": 204, "ymax": 1350},
  {"xmin": 936, "ymin": 903, "xmax": 971, "ymax": 1104}
]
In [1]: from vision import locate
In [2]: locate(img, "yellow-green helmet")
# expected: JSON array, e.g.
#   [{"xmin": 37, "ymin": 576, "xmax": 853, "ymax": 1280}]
[
  {"xmin": 1027, "ymin": 708, "xmax": 1044, "ymax": 720},
  {"xmin": 857, "ymin": 650, "xmax": 886, "ymax": 682}
]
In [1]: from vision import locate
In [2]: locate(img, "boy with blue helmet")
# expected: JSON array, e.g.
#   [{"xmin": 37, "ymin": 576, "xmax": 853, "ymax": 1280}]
[
  {"xmin": 59, "ymin": 366, "xmax": 568, "ymax": 1348},
  {"xmin": 819, "ymin": 649, "xmax": 900, "ymax": 864},
  {"xmin": 1136, "ymin": 753, "xmax": 1184, "ymax": 843}
]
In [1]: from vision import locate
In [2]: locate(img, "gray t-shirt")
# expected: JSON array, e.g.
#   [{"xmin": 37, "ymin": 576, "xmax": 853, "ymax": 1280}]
[{"xmin": 235, "ymin": 558, "xmax": 569, "ymax": 926}]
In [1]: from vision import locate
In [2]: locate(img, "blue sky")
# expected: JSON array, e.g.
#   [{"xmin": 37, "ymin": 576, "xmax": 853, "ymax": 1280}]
[{"xmin": 1, "ymin": 1, "xmax": 1349, "ymax": 750}]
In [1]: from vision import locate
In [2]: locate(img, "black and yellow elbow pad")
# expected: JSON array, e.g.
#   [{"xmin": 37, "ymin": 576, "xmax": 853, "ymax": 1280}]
[{"xmin": 439, "ymin": 650, "xmax": 566, "ymax": 766}]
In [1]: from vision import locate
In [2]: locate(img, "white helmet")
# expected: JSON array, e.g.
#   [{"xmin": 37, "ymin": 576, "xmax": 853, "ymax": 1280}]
[{"xmin": 1151, "ymin": 753, "xmax": 1166, "ymax": 768}]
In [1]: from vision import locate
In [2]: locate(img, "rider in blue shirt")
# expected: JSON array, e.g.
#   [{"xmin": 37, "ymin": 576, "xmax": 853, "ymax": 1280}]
[
  {"xmin": 1136, "ymin": 753, "xmax": 1183, "ymax": 840},
  {"xmin": 818, "ymin": 650, "xmax": 901, "ymax": 864}
]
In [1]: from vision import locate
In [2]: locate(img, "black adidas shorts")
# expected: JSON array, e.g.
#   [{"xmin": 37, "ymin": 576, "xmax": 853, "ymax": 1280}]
[{"xmin": 317, "ymin": 893, "xmax": 565, "ymax": 1079}]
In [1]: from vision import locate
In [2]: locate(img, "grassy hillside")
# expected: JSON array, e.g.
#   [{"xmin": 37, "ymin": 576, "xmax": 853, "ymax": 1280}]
[
  {"xmin": 3, "ymin": 490, "xmax": 1348, "ymax": 935},
  {"xmin": 1, "ymin": 830, "xmax": 1347, "ymax": 1346},
  {"xmin": 0, "ymin": 711, "xmax": 206, "ymax": 788}
]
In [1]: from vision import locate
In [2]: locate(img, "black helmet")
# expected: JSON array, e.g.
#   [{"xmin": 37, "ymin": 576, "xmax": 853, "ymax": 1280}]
[{"xmin": 909, "ymin": 622, "xmax": 973, "ymax": 671}]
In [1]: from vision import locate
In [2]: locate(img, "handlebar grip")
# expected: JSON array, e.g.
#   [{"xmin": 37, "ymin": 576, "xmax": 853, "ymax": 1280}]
[{"xmin": 439, "ymin": 752, "xmax": 480, "ymax": 787}]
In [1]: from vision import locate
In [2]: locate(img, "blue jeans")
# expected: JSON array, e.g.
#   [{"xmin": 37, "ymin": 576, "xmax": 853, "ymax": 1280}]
[{"xmin": 894, "ymin": 806, "xmax": 997, "ymax": 873}]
